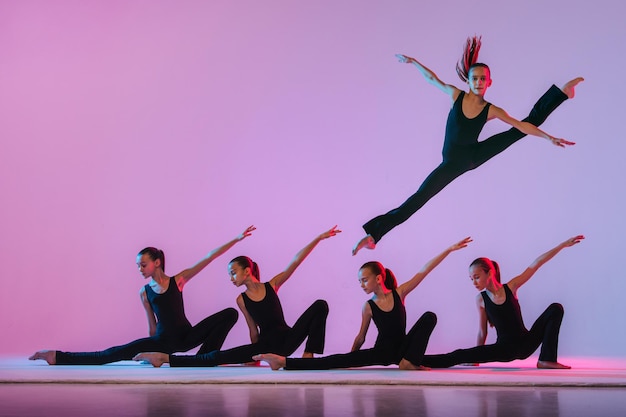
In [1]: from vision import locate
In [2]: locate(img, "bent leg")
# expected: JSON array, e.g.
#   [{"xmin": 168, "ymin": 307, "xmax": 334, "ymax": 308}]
[
  {"xmin": 472, "ymin": 85, "xmax": 568, "ymax": 168},
  {"xmin": 400, "ymin": 312, "xmax": 437, "ymax": 366},
  {"xmin": 363, "ymin": 161, "xmax": 467, "ymax": 242},
  {"xmin": 179, "ymin": 308, "xmax": 239, "ymax": 354},
  {"xmin": 524, "ymin": 303, "xmax": 565, "ymax": 362},
  {"xmin": 281, "ymin": 300, "xmax": 329, "ymax": 355}
]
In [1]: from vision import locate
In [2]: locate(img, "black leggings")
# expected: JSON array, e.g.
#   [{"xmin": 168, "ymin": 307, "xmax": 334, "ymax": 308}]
[
  {"xmin": 170, "ymin": 300, "xmax": 329, "ymax": 367},
  {"xmin": 285, "ymin": 312, "xmax": 437, "ymax": 370},
  {"xmin": 364, "ymin": 85, "xmax": 568, "ymax": 242},
  {"xmin": 421, "ymin": 303, "xmax": 565, "ymax": 368},
  {"xmin": 55, "ymin": 308, "xmax": 238, "ymax": 365}
]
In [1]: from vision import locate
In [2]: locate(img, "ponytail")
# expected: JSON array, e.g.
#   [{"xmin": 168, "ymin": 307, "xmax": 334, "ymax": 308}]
[
  {"xmin": 456, "ymin": 36, "xmax": 487, "ymax": 82},
  {"xmin": 491, "ymin": 260, "xmax": 501, "ymax": 283},
  {"xmin": 384, "ymin": 268, "xmax": 398, "ymax": 290}
]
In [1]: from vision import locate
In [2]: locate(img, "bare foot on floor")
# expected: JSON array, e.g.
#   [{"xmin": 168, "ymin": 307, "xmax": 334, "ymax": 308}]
[
  {"xmin": 28, "ymin": 350, "xmax": 57, "ymax": 365},
  {"xmin": 133, "ymin": 352, "xmax": 169, "ymax": 368},
  {"xmin": 252, "ymin": 354, "xmax": 286, "ymax": 370},
  {"xmin": 398, "ymin": 359, "xmax": 431, "ymax": 371},
  {"xmin": 561, "ymin": 77, "xmax": 584, "ymax": 99},
  {"xmin": 352, "ymin": 235, "xmax": 376, "ymax": 256},
  {"xmin": 537, "ymin": 360, "xmax": 571, "ymax": 369}
]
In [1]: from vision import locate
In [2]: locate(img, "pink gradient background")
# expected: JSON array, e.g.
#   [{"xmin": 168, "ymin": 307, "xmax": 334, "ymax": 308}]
[{"xmin": 0, "ymin": 1, "xmax": 623, "ymax": 360}]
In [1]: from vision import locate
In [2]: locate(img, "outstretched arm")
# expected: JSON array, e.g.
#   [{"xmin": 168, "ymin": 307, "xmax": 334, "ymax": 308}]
[
  {"xmin": 269, "ymin": 226, "xmax": 341, "ymax": 291},
  {"xmin": 176, "ymin": 225, "xmax": 256, "ymax": 288},
  {"xmin": 351, "ymin": 303, "xmax": 373, "ymax": 352},
  {"xmin": 507, "ymin": 235, "xmax": 585, "ymax": 293},
  {"xmin": 396, "ymin": 54, "xmax": 460, "ymax": 99},
  {"xmin": 490, "ymin": 106, "xmax": 575, "ymax": 148},
  {"xmin": 396, "ymin": 237, "xmax": 472, "ymax": 300}
]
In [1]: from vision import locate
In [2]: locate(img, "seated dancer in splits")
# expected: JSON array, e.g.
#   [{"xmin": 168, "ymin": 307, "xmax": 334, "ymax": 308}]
[
  {"xmin": 353, "ymin": 36, "xmax": 583, "ymax": 255},
  {"xmin": 134, "ymin": 226, "xmax": 340, "ymax": 367},
  {"xmin": 254, "ymin": 237, "xmax": 472, "ymax": 371},
  {"xmin": 421, "ymin": 235, "xmax": 584, "ymax": 370},
  {"xmin": 28, "ymin": 226, "xmax": 256, "ymax": 365}
]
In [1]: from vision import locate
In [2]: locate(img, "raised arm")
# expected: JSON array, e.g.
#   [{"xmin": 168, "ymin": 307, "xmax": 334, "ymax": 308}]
[
  {"xmin": 489, "ymin": 106, "xmax": 575, "ymax": 148},
  {"xmin": 237, "ymin": 294, "xmax": 259, "ymax": 344},
  {"xmin": 140, "ymin": 287, "xmax": 157, "ymax": 337},
  {"xmin": 396, "ymin": 237, "xmax": 472, "ymax": 300},
  {"xmin": 396, "ymin": 54, "xmax": 460, "ymax": 99},
  {"xmin": 351, "ymin": 302, "xmax": 373, "ymax": 352},
  {"xmin": 507, "ymin": 235, "xmax": 585, "ymax": 293},
  {"xmin": 175, "ymin": 225, "xmax": 256, "ymax": 288},
  {"xmin": 269, "ymin": 226, "xmax": 341, "ymax": 291}
]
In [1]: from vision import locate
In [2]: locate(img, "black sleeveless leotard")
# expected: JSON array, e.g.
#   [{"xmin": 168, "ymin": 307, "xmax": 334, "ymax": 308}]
[
  {"xmin": 241, "ymin": 282, "xmax": 290, "ymax": 341},
  {"xmin": 442, "ymin": 91, "xmax": 491, "ymax": 158},
  {"xmin": 481, "ymin": 284, "xmax": 527, "ymax": 344},
  {"xmin": 368, "ymin": 289, "xmax": 407, "ymax": 351},
  {"xmin": 145, "ymin": 277, "xmax": 192, "ymax": 340}
]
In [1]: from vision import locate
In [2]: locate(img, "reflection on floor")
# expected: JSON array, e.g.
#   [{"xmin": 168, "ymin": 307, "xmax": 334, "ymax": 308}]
[
  {"xmin": 1, "ymin": 384, "xmax": 626, "ymax": 417},
  {"xmin": 2, "ymin": 357, "xmax": 626, "ymax": 416}
]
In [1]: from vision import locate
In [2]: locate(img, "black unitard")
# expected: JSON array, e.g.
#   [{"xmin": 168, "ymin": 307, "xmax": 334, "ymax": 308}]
[
  {"xmin": 55, "ymin": 277, "xmax": 238, "ymax": 365},
  {"xmin": 284, "ymin": 290, "xmax": 437, "ymax": 370},
  {"xmin": 421, "ymin": 284, "xmax": 565, "ymax": 368},
  {"xmin": 364, "ymin": 85, "xmax": 568, "ymax": 242},
  {"xmin": 169, "ymin": 282, "xmax": 329, "ymax": 367}
]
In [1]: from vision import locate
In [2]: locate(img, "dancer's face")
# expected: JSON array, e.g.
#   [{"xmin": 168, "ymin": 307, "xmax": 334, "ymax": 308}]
[
  {"xmin": 467, "ymin": 67, "xmax": 492, "ymax": 96},
  {"xmin": 137, "ymin": 254, "xmax": 159, "ymax": 279},
  {"xmin": 228, "ymin": 262, "xmax": 249, "ymax": 287},
  {"xmin": 469, "ymin": 264, "xmax": 490, "ymax": 291},
  {"xmin": 358, "ymin": 268, "xmax": 380, "ymax": 294}
]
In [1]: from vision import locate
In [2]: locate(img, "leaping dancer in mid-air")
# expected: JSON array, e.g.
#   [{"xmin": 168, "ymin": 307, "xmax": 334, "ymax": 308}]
[{"xmin": 353, "ymin": 36, "xmax": 583, "ymax": 255}]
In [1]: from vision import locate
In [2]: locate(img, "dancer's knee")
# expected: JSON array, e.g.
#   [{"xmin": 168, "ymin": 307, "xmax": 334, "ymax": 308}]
[
  {"xmin": 313, "ymin": 299, "xmax": 329, "ymax": 317},
  {"xmin": 223, "ymin": 307, "xmax": 239, "ymax": 324},
  {"xmin": 548, "ymin": 303, "xmax": 564, "ymax": 318},
  {"xmin": 421, "ymin": 311, "xmax": 437, "ymax": 328}
]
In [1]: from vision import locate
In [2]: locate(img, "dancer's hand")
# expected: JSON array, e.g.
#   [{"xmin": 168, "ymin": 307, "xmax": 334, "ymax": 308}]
[
  {"xmin": 238, "ymin": 225, "xmax": 256, "ymax": 241},
  {"xmin": 319, "ymin": 225, "xmax": 342, "ymax": 240},
  {"xmin": 562, "ymin": 235, "xmax": 584, "ymax": 247},
  {"xmin": 449, "ymin": 236, "xmax": 473, "ymax": 252},
  {"xmin": 396, "ymin": 54, "xmax": 414, "ymax": 64},
  {"xmin": 549, "ymin": 136, "xmax": 575, "ymax": 147}
]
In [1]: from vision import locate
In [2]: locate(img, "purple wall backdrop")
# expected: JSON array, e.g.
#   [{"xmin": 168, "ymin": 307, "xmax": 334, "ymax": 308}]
[{"xmin": 1, "ymin": 0, "xmax": 623, "ymax": 359}]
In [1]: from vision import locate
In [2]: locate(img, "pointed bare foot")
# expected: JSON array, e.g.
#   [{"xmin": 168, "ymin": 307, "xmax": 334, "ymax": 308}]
[
  {"xmin": 302, "ymin": 352, "xmax": 314, "ymax": 359},
  {"xmin": 398, "ymin": 358, "xmax": 431, "ymax": 370},
  {"xmin": 28, "ymin": 350, "xmax": 57, "ymax": 365},
  {"xmin": 561, "ymin": 77, "xmax": 584, "ymax": 99},
  {"xmin": 133, "ymin": 352, "xmax": 169, "ymax": 368},
  {"xmin": 252, "ymin": 353, "xmax": 286, "ymax": 370},
  {"xmin": 537, "ymin": 360, "xmax": 571, "ymax": 369},
  {"xmin": 352, "ymin": 235, "xmax": 376, "ymax": 256}
]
